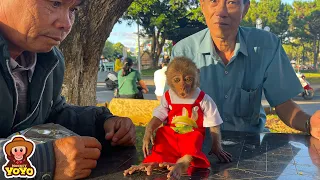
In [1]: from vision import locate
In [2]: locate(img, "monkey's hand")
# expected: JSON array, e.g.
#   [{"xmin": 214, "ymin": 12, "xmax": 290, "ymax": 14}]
[
  {"xmin": 142, "ymin": 128, "xmax": 154, "ymax": 158},
  {"xmin": 208, "ymin": 145, "xmax": 232, "ymax": 163}
]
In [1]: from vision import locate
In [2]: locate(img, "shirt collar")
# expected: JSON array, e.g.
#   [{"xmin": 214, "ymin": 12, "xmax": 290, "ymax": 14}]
[
  {"xmin": 198, "ymin": 27, "xmax": 248, "ymax": 57},
  {"xmin": 9, "ymin": 52, "xmax": 37, "ymax": 82}
]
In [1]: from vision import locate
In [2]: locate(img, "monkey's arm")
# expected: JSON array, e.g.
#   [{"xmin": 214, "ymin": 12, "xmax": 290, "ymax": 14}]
[
  {"xmin": 145, "ymin": 116, "xmax": 163, "ymax": 133},
  {"xmin": 209, "ymin": 126, "xmax": 232, "ymax": 162},
  {"xmin": 209, "ymin": 126, "xmax": 222, "ymax": 149}
]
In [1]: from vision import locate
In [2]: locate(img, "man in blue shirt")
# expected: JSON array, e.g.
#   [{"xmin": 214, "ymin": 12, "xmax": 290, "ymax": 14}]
[{"xmin": 171, "ymin": 0, "xmax": 320, "ymax": 138}]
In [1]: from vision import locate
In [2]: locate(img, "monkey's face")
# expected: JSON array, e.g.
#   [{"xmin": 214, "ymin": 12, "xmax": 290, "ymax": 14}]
[
  {"xmin": 170, "ymin": 73, "xmax": 195, "ymax": 99},
  {"xmin": 11, "ymin": 146, "xmax": 27, "ymax": 161}
]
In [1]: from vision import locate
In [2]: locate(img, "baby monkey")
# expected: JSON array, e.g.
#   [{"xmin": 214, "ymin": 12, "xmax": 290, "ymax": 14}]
[{"xmin": 124, "ymin": 56, "xmax": 232, "ymax": 179}]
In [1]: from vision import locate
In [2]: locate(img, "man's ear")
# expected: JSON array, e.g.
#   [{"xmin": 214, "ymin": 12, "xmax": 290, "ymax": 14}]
[
  {"xmin": 242, "ymin": 1, "xmax": 250, "ymax": 18},
  {"xmin": 199, "ymin": 0, "xmax": 205, "ymax": 13}
]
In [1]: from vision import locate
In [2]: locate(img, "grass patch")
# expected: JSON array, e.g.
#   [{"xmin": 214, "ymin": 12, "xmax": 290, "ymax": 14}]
[
  {"xmin": 303, "ymin": 72, "xmax": 320, "ymax": 84},
  {"xmin": 141, "ymin": 69, "xmax": 157, "ymax": 76},
  {"xmin": 308, "ymin": 78, "xmax": 320, "ymax": 84}
]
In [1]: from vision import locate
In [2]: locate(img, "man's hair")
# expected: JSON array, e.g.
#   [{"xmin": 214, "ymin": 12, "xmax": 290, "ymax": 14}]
[{"xmin": 122, "ymin": 58, "xmax": 133, "ymax": 77}]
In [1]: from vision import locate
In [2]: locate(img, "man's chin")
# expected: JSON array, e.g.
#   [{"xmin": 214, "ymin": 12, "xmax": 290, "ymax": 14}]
[{"xmin": 33, "ymin": 46, "xmax": 55, "ymax": 53}]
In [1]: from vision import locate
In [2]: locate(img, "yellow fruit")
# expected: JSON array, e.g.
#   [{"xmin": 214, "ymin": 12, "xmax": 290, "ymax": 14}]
[{"xmin": 172, "ymin": 116, "xmax": 198, "ymax": 128}]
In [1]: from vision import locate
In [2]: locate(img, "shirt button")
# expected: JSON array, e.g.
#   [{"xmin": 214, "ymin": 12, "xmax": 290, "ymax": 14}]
[
  {"xmin": 225, "ymin": 71, "xmax": 228, "ymax": 75},
  {"xmin": 225, "ymin": 95, "xmax": 228, "ymax": 99},
  {"xmin": 42, "ymin": 174, "xmax": 51, "ymax": 180}
]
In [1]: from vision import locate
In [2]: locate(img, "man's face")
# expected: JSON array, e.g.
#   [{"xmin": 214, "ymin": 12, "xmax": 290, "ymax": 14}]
[
  {"xmin": 200, "ymin": 0, "xmax": 250, "ymax": 38},
  {"xmin": 0, "ymin": 0, "xmax": 82, "ymax": 53}
]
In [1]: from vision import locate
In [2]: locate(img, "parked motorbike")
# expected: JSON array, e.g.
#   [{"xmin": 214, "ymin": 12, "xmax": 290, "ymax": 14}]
[
  {"xmin": 105, "ymin": 71, "xmax": 118, "ymax": 90},
  {"xmin": 296, "ymin": 72, "xmax": 314, "ymax": 100}
]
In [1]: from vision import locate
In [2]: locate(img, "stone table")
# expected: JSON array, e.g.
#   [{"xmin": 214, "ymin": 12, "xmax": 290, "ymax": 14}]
[{"xmin": 87, "ymin": 127, "xmax": 320, "ymax": 180}]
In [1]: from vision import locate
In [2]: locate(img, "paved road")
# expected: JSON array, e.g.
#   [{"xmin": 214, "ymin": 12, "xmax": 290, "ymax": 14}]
[{"xmin": 97, "ymin": 71, "xmax": 320, "ymax": 115}]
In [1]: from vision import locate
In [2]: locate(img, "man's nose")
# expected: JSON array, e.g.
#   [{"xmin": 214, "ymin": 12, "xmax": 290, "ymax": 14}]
[
  {"xmin": 214, "ymin": 1, "xmax": 228, "ymax": 18},
  {"xmin": 55, "ymin": 11, "xmax": 73, "ymax": 33}
]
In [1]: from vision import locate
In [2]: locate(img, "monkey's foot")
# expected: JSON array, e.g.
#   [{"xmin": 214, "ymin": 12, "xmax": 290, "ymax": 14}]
[
  {"xmin": 166, "ymin": 155, "xmax": 193, "ymax": 180},
  {"xmin": 166, "ymin": 162, "xmax": 189, "ymax": 180},
  {"xmin": 123, "ymin": 162, "xmax": 171, "ymax": 176}
]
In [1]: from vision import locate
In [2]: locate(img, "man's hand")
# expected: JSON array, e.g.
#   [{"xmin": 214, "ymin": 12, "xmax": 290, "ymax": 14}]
[
  {"xmin": 310, "ymin": 110, "xmax": 320, "ymax": 140},
  {"xmin": 208, "ymin": 146, "xmax": 232, "ymax": 163},
  {"xmin": 142, "ymin": 128, "xmax": 154, "ymax": 158},
  {"xmin": 53, "ymin": 136, "xmax": 102, "ymax": 180},
  {"xmin": 104, "ymin": 117, "xmax": 136, "ymax": 146},
  {"xmin": 308, "ymin": 136, "xmax": 320, "ymax": 167},
  {"xmin": 142, "ymin": 89, "xmax": 149, "ymax": 94}
]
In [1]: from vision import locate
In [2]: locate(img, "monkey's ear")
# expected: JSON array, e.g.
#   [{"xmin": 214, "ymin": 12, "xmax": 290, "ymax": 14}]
[
  {"xmin": 191, "ymin": 106, "xmax": 199, "ymax": 121},
  {"xmin": 182, "ymin": 107, "xmax": 189, "ymax": 117}
]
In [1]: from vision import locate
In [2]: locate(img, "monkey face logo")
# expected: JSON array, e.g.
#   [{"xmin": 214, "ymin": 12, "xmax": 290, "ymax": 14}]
[{"xmin": 2, "ymin": 135, "xmax": 36, "ymax": 178}]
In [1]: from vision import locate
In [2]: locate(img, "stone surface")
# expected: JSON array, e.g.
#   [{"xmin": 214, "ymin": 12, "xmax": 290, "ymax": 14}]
[{"xmin": 87, "ymin": 127, "xmax": 320, "ymax": 180}]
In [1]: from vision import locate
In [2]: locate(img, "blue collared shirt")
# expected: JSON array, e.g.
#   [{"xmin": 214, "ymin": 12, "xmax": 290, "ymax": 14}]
[{"xmin": 171, "ymin": 27, "xmax": 303, "ymax": 132}]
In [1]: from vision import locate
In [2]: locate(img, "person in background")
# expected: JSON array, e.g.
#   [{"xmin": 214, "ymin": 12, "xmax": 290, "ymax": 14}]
[
  {"xmin": 114, "ymin": 54, "xmax": 124, "ymax": 72},
  {"xmin": 154, "ymin": 57, "xmax": 170, "ymax": 100},
  {"xmin": 118, "ymin": 58, "xmax": 149, "ymax": 99}
]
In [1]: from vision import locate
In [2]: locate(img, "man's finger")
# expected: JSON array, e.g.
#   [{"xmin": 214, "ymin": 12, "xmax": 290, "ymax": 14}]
[
  {"xmin": 80, "ymin": 159, "xmax": 98, "ymax": 169},
  {"xmin": 82, "ymin": 148, "xmax": 101, "ymax": 160},
  {"xmin": 75, "ymin": 169, "xmax": 92, "ymax": 179},
  {"xmin": 112, "ymin": 121, "xmax": 132, "ymax": 143},
  {"xmin": 111, "ymin": 125, "xmax": 134, "ymax": 146},
  {"xmin": 82, "ymin": 137, "xmax": 102, "ymax": 150},
  {"xmin": 104, "ymin": 119, "xmax": 116, "ymax": 140}
]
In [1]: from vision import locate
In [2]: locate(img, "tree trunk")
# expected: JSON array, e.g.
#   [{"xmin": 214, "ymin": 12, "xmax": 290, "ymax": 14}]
[
  {"xmin": 150, "ymin": 30, "xmax": 156, "ymax": 68},
  {"xmin": 59, "ymin": 0, "xmax": 134, "ymax": 106},
  {"xmin": 313, "ymin": 37, "xmax": 318, "ymax": 70},
  {"xmin": 301, "ymin": 43, "xmax": 305, "ymax": 68},
  {"xmin": 154, "ymin": 35, "xmax": 166, "ymax": 68}
]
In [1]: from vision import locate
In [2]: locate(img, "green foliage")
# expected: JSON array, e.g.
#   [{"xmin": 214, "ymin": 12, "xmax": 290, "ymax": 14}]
[
  {"xmin": 123, "ymin": 0, "xmax": 184, "ymax": 37},
  {"xmin": 102, "ymin": 41, "xmax": 137, "ymax": 61},
  {"xmin": 287, "ymin": 1, "xmax": 320, "ymax": 68},
  {"xmin": 113, "ymin": 42, "xmax": 125, "ymax": 56},
  {"xmin": 241, "ymin": 0, "xmax": 291, "ymax": 40},
  {"xmin": 102, "ymin": 41, "xmax": 114, "ymax": 58}
]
